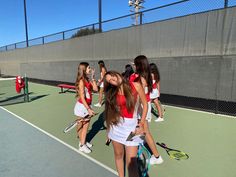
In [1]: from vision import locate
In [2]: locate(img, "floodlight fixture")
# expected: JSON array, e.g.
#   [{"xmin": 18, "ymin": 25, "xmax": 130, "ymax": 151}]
[
  {"xmin": 128, "ymin": 0, "xmax": 133, "ymax": 6},
  {"xmin": 128, "ymin": 0, "xmax": 145, "ymax": 25}
]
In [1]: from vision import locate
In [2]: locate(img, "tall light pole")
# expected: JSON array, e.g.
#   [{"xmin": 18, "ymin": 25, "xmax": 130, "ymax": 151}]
[
  {"xmin": 128, "ymin": 0, "xmax": 145, "ymax": 25},
  {"xmin": 23, "ymin": 0, "xmax": 29, "ymax": 47}
]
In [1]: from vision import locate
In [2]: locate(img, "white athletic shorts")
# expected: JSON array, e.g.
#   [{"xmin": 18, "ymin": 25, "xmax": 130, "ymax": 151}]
[
  {"xmin": 137, "ymin": 101, "xmax": 151, "ymax": 120},
  {"xmin": 74, "ymin": 102, "xmax": 89, "ymax": 118},
  {"xmin": 150, "ymin": 88, "xmax": 159, "ymax": 99},
  {"xmin": 108, "ymin": 117, "xmax": 143, "ymax": 146}
]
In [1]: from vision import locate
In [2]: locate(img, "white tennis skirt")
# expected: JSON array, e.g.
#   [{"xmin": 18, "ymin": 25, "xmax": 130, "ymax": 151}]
[
  {"xmin": 100, "ymin": 82, "xmax": 104, "ymax": 88},
  {"xmin": 74, "ymin": 102, "xmax": 89, "ymax": 118},
  {"xmin": 108, "ymin": 117, "xmax": 143, "ymax": 146},
  {"xmin": 150, "ymin": 88, "xmax": 159, "ymax": 99}
]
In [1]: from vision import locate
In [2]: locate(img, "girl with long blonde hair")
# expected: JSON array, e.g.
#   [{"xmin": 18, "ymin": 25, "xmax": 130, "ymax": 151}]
[{"xmin": 74, "ymin": 62, "xmax": 98, "ymax": 153}]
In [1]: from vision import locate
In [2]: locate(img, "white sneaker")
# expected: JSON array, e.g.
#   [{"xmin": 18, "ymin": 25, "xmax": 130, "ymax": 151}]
[
  {"xmin": 94, "ymin": 103, "xmax": 102, "ymax": 107},
  {"xmin": 155, "ymin": 117, "xmax": 164, "ymax": 122},
  {"xmin": 149, "ymin": 155, "xmax": 164, "ymax": 165},
  {"xmin": 147, "ymin": 118, "xmax": 152, "ymax": 122},
  {"xmin": 79, "ymin": 144, "xmax": 92, "ymax": 153},
  {"xmin": 79, "ymin": 141, "xmax": 93, "ymax": 148}
]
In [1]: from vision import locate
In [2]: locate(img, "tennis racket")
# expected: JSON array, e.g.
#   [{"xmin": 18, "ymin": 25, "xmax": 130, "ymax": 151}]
[
  {"xmin": 137, "ymin": 143, "xmax": 151, "ymax": 177},
  {"xmin": 151, "ymin": 101, "xmax": 165, "ymax": 117},
  {"xmin": 159, "ymin": 100, "xmax": 165, "ymax": 115},
  {"xmin": 63, "ymin": 113, "xmax": 97, "ymax": 133},
  {"xmin": 151, "ymin": 103, "xmax": 159, "ymax": 117},
  {"xmin": 126, "ymin": 132, "xmax": 151, "ymax": 177},
  {"xmin": 126, "ymin": 131, "xmax": 146, "ymax": 142},
  {"xmin": 156, "ymin": 142, "xmax": 189, "ymax": 160}
]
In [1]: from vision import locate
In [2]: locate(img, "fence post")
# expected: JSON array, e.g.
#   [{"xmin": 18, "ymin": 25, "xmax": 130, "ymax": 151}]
[
  {"xmin": 140, "ymin": 12, "xmax": 143, "ymax": 25},
  {"xmin": 98, "ymin": 0, "xmax": 102, "ymax": 32},
  {"xmin": 224, "ymin": 0, "xmax": 228, "ymax": 8},
  {"xmin": 93, "ymin": 24, "xmax": 95, "ymax": 33},
  {"xmin": 62, "ymin": 32, "xmax": 65, "ymax": 40}
]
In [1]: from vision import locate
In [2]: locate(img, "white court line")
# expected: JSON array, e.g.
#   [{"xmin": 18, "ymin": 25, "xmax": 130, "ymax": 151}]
[
  {"xmin": 164, "ymin": 104, "xmax": 236, "ymax": 119},
  {"xmin": 0, "ymin": 77, "xmax": 15, "ymax": 81},
  {"xmin": 0, "ymin": 106, "xmax": 118, "ymax": 176}
]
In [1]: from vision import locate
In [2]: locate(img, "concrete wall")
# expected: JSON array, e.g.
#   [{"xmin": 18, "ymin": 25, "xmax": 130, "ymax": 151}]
[{"xmin": 1, "ymin": 7, "xmax": 236, "ymax": 102}]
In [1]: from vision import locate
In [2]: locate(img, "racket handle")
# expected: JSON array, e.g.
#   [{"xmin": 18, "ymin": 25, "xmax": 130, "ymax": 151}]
[{"xmin": 105, "ymin": 139, "xmax": 111, "ymax": 146}]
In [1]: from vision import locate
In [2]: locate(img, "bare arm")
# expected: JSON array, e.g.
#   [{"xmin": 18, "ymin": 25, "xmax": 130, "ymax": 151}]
[
  {"xmin": 78, "ymin": 80, "xmax": 95, "ymax": 115},
  {"xmin": 140, "ymin": 76, "xmax": 147, "ymax": 89},
  {"xmin": 157, "ymin": 81, "xmax": 160, "ymax": 93},
  {"xmin": 100, "ymin": 67, "xmax": 106, "ymax": 79},
  {"xmin": 91, "ymin": 68, "xmax": 98, "ymax": 92},
  {"xmin": 133, "ymin": 82, "xmax": 148, "ymax": 125}
]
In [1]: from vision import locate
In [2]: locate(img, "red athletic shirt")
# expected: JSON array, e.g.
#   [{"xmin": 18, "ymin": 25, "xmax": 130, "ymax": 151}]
[
  {"xmin": 129, "ymin": 73, "xmax": 150, "ymax": 102},
  {"xmin": 116, "ymin": 82, "xmax": 138, "ymax": 118},
  {"xmin": 78, "ymin": 80, "xmax": 93, "ymax": 105},
  {"xmin": 152, "ymin": 80, "xmax": 157, "ymax": 89}
]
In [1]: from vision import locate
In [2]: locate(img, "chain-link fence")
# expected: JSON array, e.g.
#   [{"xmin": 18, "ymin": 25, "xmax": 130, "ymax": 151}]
[{"xmin": 0, "ymin": 0, "xmax": 235, "ymax": 52}]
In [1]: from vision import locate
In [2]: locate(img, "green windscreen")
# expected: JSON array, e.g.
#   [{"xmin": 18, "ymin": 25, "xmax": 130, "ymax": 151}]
[{"xmin": 0, "ymin": 77, "xmax": 29, "ymax": 106}]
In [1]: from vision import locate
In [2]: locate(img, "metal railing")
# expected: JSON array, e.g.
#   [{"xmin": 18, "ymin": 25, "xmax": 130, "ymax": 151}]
[{"xmin": 0, "ymin": 0, "xmax": 235, "ymax": 52}]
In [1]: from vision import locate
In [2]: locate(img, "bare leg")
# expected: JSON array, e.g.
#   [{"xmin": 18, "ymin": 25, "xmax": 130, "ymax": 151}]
[
  {"xmin": 80, "ymin": 121, "xmax": 90, "ymax": 145},
  {"xmin": 125, "ymin": 146, "xmax": 139, "ymax": 177},
  {"xmin": 112, "ymin": 141, "xmax": 125, "ymax": 177},
  {"xmin": 77, "ymin": 117, "xmax": 83, "ymax": 140},
  {"xmin": 153, "ymin": 98, "xmax": 163, "ymax": 118},
  {"xmin": 144, "ymin": 121, "xmax": 160, "ymax": 157},
  {"xmin": 98, "ymin": 87, "xmax": 104, "ymax": 105}
]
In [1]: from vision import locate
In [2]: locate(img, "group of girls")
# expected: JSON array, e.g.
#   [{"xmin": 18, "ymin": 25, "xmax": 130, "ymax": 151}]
[{"xmin": 73, "ymin": 55, "xmax": 163, "ymax": 177}]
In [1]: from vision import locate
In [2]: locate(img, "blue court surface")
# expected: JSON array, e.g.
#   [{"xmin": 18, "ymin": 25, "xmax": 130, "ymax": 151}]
[{"xmin": 0, "ymin": 107, "xmax": 117, "ymax": 177}]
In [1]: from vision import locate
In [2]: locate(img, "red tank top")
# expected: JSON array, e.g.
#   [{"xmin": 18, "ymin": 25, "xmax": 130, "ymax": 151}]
[
  {"xmin": 152, "ymin": 80, "xmax": 157, "ymax": 89},
  {"xmin": 116, "ymin": 82, "xmax": 138, "ymax": 118},
  {"xmin": 78, "ymin": 80, "xmax": 93, "ymax": 105},
  {"xmin": 129, "ymin": 73, "xmax": 139, "ymax": 82},
  {"xmin": 130, "ymin": 73, "xmax": 150, "ymax": 102},
  {"xmin": 144, "ymin": 87, "xmax": 151, "ymax": 102}
]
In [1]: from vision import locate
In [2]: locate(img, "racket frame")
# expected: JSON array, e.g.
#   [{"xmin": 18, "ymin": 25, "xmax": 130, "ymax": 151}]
[
  {"xmin": 137, "ymin": 143, "xmax": 151, "ymax": 177},
  {"xmin": 63, "ymin": 113, "xmax": 97, "ymax": 133},
  {"xmin": 156, "ymin": 142, "xmax": 189, "ymax": 160}
]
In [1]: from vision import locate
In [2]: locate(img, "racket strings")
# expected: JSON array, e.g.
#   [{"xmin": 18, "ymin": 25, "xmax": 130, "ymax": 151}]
[{"xmin": 168, "ymin": 150, "xmax": 189, "ymax": 160}]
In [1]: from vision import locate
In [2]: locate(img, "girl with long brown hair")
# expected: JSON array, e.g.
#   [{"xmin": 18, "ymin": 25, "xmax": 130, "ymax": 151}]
[
  {"xmin": 74, "ymin": 62, "xmax": 98, "ymax": 153},
  {"xmin": 150, "ymin": 63, "xmax": 164, "ymax": 122},
  {"xmin": 131, "ymin": 55, "xmax": 164, "ymax": 165},
  {"xmin": 94, "ymin": 60, "xmax": 107, "ymax": 107},
  {"xmin": 104, "ymin": 71, "xmax": 147, "ymax": 177}
]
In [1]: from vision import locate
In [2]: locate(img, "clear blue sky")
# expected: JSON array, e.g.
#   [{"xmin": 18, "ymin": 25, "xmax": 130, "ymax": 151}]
[{"xmin": 0, "ymin": 0, "xmax": 233, "ymax": 47}]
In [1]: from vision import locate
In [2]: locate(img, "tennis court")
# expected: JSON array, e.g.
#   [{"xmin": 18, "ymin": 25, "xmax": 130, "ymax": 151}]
[
  {"xmin": 0, "ymin": 107, "xmax": 117, "ymax": 177},
  {"xmin": 1, "ymin": 81, "xmax": 235, "ymax": 177}
]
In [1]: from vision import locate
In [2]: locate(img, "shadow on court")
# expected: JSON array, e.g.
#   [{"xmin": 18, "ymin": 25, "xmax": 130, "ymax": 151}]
[
  {"xmin": 86, "ymin": 111, "xmax": 106, "ymax": 142},
  {"xmin": 30, "ymin": 94, "xmax": 49, "ymax": 101},
  {"xmin": 0, "ymin": 92, "xmax": 49, "ymax": 106}
]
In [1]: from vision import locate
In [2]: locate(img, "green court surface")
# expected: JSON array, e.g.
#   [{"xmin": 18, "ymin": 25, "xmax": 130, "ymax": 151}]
[{"xmin": 2, "ymin": 82, "xmax": 236, "ymax": 177}]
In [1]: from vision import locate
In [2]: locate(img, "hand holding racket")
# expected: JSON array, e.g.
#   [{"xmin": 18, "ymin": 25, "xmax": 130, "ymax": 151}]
[
  {"xmin": 126, "ymin": 132, "xmax": 150, "ymax": 176},
  {"xmin": 126, "ymin": 131, "xmax": 146, "ymax": 142},
  {"xmin": 156, "ymin": 141, "xmax": 189, "ymax": 160},
  {"xmin": 105, "ymin": 138, "xmax": 111, "ymax": 146}
]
